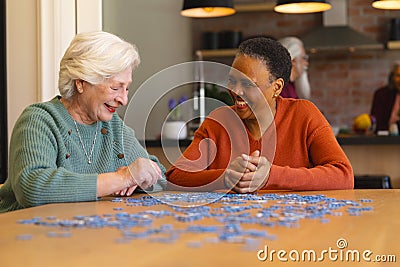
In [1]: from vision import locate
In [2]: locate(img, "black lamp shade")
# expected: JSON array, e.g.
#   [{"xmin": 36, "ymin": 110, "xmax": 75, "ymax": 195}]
[
  {"xmin": 275, "ymin": 0, "xmax": 331, "ymax": 13},
  {"xmin": 181, "ymin": 0, "xmax": 235, "ymax": 18}
]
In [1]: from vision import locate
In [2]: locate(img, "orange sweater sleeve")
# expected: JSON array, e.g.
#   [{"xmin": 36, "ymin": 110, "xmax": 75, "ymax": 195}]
[{"xmin": 165, "ymin": 118, "xmax": 227, "ymax": 191}]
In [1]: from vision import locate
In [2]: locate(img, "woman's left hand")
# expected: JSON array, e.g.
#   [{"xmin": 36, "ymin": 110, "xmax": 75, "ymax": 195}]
[{"xmin": 114, "ymin": 185, "xmax": 138, "ymax": 196}]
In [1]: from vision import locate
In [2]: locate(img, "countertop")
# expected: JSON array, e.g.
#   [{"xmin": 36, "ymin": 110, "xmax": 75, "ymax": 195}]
[
  {"xmin": 336, "ymin": 134, "xmax": 400, "ymax": 145},
  {"xmin": 141, "ymin": 135, "xmax": 400, "ymax": 147},
  {"xmin": 140, "ymin": 139, "xmax": 193, "ymax": 148}
]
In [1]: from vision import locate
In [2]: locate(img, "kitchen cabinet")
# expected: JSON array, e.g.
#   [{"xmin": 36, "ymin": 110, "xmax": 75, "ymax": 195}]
[{"xmin": 338, "ymin": 135, "xmax": 400, "ymax": 189}]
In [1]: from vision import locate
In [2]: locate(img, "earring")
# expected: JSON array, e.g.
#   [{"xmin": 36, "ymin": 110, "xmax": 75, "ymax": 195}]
[
  {"xmin": 76, "ymin": 80, "xmax": 84, "ymax": 93},
  {"xmin": 273, "ymin": 93, "xmax": 278, "ymax": 98}
]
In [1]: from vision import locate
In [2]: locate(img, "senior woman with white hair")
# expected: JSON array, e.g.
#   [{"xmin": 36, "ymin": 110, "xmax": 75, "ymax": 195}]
[
  {"xmin": 278, "ymin": 36, "xmax": 311, "ymax": 99},
  {"xmin": 0, "ymin": 31, "xmax": 166, "ymax": 212}
]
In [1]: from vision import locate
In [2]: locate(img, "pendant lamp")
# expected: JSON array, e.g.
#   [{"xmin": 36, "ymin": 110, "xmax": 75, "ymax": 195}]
[
  {"xmin": 274, "ymin": 0, "xmax": 331, "ymax": 14},
  {"xmin": 181, "ymin": 0, "xmax": 236, "ymax": 18},
  {"xmin": 372, "ymin": 0, "xmax": 400, "ymax": 10}
]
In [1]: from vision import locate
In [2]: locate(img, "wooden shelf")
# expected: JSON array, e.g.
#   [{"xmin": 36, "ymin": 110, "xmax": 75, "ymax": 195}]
[
  {"xmin": 195, "ymin": 48, "xmax": 238, "ymax": 58},
  {"xmin": 387, "ymin": 40, "xmax": 400, "ymax": 50},
  {"xmin": 234, "ymin": 3, "xmax": 275, "ymax": 12}
]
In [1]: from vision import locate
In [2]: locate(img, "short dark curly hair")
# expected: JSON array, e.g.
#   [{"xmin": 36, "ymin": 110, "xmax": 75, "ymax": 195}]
[{"xmin": 237, "ymin": 37, "xmax": 292, "ymax": 85}]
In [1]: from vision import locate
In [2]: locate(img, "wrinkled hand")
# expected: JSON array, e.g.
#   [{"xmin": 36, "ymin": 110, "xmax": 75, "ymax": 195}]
[
  {"xmin": 115, "ymin": 158, "xmax": 161, "ymax": 196},
  {"xmin": 114, "ymin": 185, "xmax": 138, "ymax": 197},
  {"xmin": 224, "ymin": 150, "xmax": 271, "ymax": 193},
  {"xmin": 114, "ymin": 165, "xmax": 138, "ymax": 196},
  {"xmin": 128, "ymin": 158, "xmax": 162, "ymax": 189}
]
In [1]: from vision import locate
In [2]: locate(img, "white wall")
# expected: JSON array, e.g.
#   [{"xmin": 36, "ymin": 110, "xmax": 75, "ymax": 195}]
[
  {"xmin": 102, "ymin": 0, "xmax": 193, "ymax": 140},
  {"xmin": 6, "ymin": 0, "xmax": 192, "ymax": 143},
  {"xmin": 6, "ymin": 0, "xmax": 101, "ymax": 142}
]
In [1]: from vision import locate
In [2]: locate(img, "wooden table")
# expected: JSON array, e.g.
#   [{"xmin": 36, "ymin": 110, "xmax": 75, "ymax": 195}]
[{"xmin": 1, "ymin": 190, "xmax": 398, "ymax": 267}]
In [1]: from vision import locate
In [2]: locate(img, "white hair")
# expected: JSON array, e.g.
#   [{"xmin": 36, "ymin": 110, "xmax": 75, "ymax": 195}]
[
  {"xmin": 58, "ymin": 31, "xmax": 140, "ymax": 99},
  {"xmin": 295, "ymin": 72, "xmax": 311, "ymax": 99},
  {"xmin": 278, "ymin": 36, "xmax": 311, "ymax": 99},
  {"xmin": 278, "ymin": 36, "xmax": 303, "ymax": 59}
]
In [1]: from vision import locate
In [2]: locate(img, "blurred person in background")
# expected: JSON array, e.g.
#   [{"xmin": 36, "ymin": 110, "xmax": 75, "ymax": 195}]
[
  {"xmin": 370, "ymin": 61, "xmax": 400, "ymax": 133},
  {"xmin": 278, "ymin": 36, "xmax": 311, "ymax": 100}
]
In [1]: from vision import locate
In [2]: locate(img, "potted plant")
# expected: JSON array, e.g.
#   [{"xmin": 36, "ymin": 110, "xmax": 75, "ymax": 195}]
[{"xmin": 162, "ymin": 95, "xmax": 188, "ymax": 140}]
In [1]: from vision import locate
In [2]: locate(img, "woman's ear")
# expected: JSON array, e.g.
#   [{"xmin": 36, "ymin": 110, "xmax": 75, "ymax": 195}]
[
  {"xmin": 273, "ymin": 78, "xmax": 284, "ymax": 96},
  {"xmin": 75, "ymin": 79, "xmax": 84, "ymax": 93}
]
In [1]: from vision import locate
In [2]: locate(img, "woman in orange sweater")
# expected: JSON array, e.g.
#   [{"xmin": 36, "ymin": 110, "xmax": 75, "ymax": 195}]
[{"xmin": 166, "ymin": 37, "xmax": 353, "ymax": 193}]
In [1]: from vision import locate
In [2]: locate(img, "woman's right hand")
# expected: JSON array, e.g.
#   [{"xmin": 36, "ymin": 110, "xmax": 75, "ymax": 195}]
[
  {"xmin": 125, "ymin": 157, "xmax": 162, "ymax": 190},
  {"xmin": 98, "ymin": 158, "xmax": 162, "ymax": 197}
]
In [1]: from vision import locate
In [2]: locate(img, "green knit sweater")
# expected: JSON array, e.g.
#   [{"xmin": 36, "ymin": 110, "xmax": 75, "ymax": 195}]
[{"xmin": 0, "ymin": 96, "xmax": 166, "ymax": 212}]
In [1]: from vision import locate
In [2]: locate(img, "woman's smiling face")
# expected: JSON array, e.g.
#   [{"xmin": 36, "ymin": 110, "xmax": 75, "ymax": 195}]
[
  {"xmin": 75, "ymin": 67, "xmax": 132, "ymax": 124},
  {"xmin": 227, "ymin": 55, "xmax": 281, "ymax": 122}
]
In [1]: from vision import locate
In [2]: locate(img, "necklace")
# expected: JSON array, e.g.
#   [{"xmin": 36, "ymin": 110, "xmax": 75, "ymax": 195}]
[{"xmin": 73, "ymin": 120, "xmax": 99, "ymax": 164}]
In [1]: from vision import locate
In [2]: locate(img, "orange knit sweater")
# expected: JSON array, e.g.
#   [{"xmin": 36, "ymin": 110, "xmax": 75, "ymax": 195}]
[{"xmin": 166, "ymin": 97, "xmax": 354, "ymax": 191}]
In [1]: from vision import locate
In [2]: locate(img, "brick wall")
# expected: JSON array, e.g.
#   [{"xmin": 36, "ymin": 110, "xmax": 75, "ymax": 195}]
[{"xmin": 191, "ymin": 0, "xmax": 400, "ymax": 128}]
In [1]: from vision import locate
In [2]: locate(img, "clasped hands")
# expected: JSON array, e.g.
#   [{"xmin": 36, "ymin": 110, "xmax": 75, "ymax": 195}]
[
  {"xmin": 115, "ymin": 158, "xmax": 162, "ymax": 196},
  {"xmin": 224, "ymin": 150, "xmax": 271, "ymax": 193}
]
